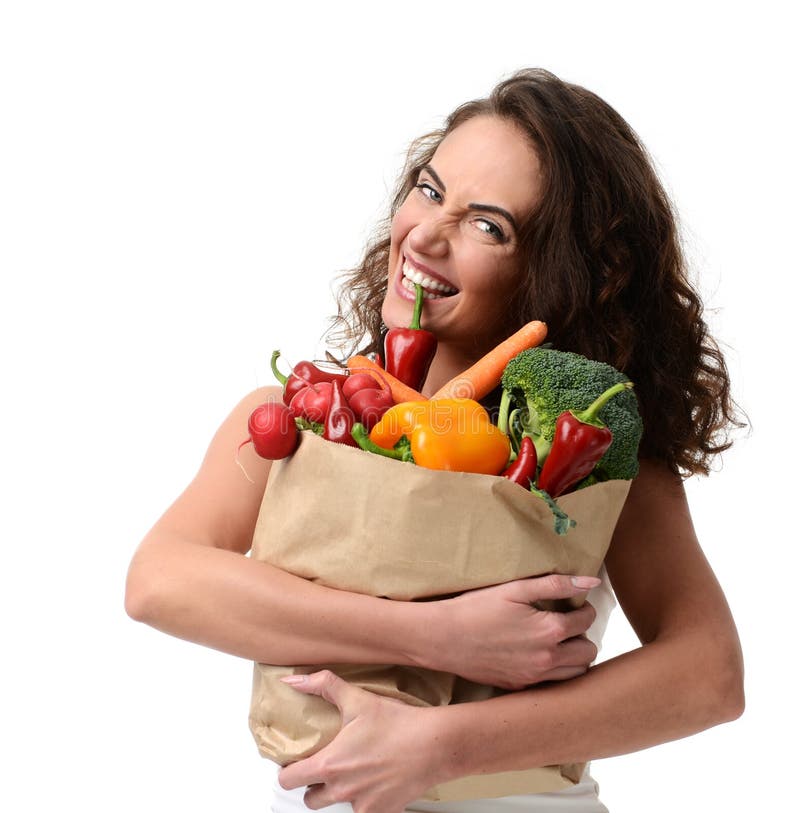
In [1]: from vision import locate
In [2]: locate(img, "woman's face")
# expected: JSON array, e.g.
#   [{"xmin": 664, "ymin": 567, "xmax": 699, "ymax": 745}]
[{"xmin": 382, "ymin": 115, "xmax": 542, "ymax": 354}]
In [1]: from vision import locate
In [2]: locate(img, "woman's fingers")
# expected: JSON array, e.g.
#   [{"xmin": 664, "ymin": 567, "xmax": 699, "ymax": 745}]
[
  {"xmin": 302, "ymin": 783, "xmax": 338, "ymax": 811},
  {"xmin": 553, "ymin": 601, "xmax": 597, "ymax": 640},
  {"xmin": 555, "ymin": 634, "xmax": 599, "ymax": 668},
  {"xmin": 278, "ymin": 670, "xmax": 370, "ymax": 792},
  {"xmin": 538, "ymin": 664, "xmax": 590, "ymax": 682},
  {"xmin": 280, "ymin": 669, "xmax": 362, "ymax": 710},
  {"xmin": 508, "ymin": 573, "xmax": 601, "ymax": 604},
  {"xmin": 279, "ymin": 755, "xmax": 324, "ymax": 793}
]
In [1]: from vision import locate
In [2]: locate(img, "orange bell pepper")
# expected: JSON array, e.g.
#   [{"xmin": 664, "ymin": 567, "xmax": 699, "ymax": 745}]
[{"xmin": 364, "ymin": 398, "xmax": 510, "ymax": 476}]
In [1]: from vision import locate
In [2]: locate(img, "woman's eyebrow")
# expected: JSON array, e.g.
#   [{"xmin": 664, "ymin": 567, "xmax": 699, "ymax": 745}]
[
  {"xmin": 420, "ymin": 163, "xmax": 447, "ymax": 192},
  {"xmin": 420, "ymin": 163, "xmax": 518, "ymax": 233}
]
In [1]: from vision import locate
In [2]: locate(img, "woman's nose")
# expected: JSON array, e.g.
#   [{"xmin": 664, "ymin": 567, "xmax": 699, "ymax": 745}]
[{"xmin": 407, "ymin": 214, "xmax": 449, "ymax": 257}]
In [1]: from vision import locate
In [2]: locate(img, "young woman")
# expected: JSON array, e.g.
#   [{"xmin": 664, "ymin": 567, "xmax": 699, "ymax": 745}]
[{"xmin": 125, "ymin": 69, "xmax": 744, "ymax": 812}]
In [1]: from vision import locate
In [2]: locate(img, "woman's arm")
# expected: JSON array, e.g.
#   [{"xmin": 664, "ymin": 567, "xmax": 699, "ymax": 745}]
[
  {"xmin": 430, "ymin": 460, "xmax": 744, "ymax": 777},
  {"xmin": 125, "ymin": 385, "xmax": 435, "ymax": 666},
  {"xmin": 124, "ymin": 387, "xmax": 598, "ymax": 684},
  {"xmin": 278, "ymin": 461, "xmax": 744, "ymax": 810}
]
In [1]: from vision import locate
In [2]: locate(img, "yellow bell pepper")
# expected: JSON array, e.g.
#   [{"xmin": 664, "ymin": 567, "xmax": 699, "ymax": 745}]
[{"xmin": 364, "ymin": 398, "xmax": 510, "ymax": 476}]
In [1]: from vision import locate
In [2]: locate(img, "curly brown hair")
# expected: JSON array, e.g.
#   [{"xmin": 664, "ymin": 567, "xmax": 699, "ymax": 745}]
[{"xmin": 326, "ymin": 68, "xmax": 744, "ymax": 477}]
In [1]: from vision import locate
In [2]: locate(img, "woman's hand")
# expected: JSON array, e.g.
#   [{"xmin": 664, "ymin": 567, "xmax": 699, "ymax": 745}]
[
  {"xmin": 430, "ymin": 574, "xmax": 600, "ymax": 690},
  {"xmin": 278, "ymin": 671, "xmax": 443, "ymax": 813}
]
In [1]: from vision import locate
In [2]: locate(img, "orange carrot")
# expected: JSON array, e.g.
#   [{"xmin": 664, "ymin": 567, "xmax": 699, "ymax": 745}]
[
  {"xmin": 347, "ymin": 355, "xmax": 428, "ymax": 403},
  {"xmin": 429, "ymin": 321, "xmax": 548, "ymax": 401}
]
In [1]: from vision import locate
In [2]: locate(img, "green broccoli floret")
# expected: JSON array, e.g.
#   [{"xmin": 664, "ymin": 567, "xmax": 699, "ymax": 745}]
[{"xmin": 500, "ymin": 348, "xmax": 643, "ymax": 481}]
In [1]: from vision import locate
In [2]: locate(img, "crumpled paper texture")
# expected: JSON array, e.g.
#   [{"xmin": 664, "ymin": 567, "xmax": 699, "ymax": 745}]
[{"xmin": 248, "ymin": 431, "xmax": 630, "ymax": 801}]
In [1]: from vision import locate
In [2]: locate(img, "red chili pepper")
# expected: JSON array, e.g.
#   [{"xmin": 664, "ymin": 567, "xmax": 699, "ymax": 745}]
[
  {"xmin": 323, "ymin": 380, "xmax": 358, "ymax": 446},
  {"xmin": 501, "ymin": 436, "xmax": 537, "ymax": 488},
  {"xmin": 288, "ymin": 381, "xmax": 333, "ymax": 424},
  {"xmin": 271, "ymin": 350, "xmax": 348, "ymax": 406},
  {"xmin": 537, "ymin": 382, "xmax": 633, "ymax": 498},
  {"xmin": 343, "ymin": 372, "xmax": 394, "ymax": 431},
  {"xmin": 384, "ymin": 283, "xmax": 437, "ymax": 392}
]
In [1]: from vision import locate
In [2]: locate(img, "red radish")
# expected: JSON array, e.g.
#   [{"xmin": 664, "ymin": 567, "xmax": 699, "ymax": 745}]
[
  {"xmin": 288, "ymin": 381, "xmax": 333, "ymax": 423},
  {"xmin": 237, "ymin": 401, "xmax": 298, "ymax": 470},
  {"xmin": 345, "ymin": 367, "xmax": 395, "ymax": 430},
  {"xmin": 342, "ymin": 372, "xmax": 380, "ymax": 401}
]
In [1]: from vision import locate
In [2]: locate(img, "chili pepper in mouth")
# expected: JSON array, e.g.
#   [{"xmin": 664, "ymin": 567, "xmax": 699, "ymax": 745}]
[
  {"xmin": 501, "ymin": 436, "xmax": 537, "ymax": 488},
  {"xmin": 271, "ymin": 349, "xmax": 348, "ymax": 406},
  {"xmin": 323, "ymin": 380, "xmax": 358, "ymax": 447},
  {"xmin": 384, "ymin": 283, "xmax": 438, "ymax": 392},
  {"xmin": 536, "ymin": 382, "xmax": 633, "ymax": 498}
]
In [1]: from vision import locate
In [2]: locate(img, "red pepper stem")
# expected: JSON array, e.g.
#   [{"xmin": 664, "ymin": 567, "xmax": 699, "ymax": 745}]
[
  {"xmin": 409, "ymin": 283, "xmax": 425, "ymax": 331},
  {"xmin": 573, "ymin": 381, "xmax": 633, "ymax": 427},
  {"xmin": 270, "ymin": 350, "xmax": 288, "ymax": 387}
]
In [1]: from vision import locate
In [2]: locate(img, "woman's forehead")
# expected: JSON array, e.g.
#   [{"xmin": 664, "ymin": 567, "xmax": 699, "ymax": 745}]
[{"xmin": 430, "ymin": 115, "xmax": 542, "ymax": 216}]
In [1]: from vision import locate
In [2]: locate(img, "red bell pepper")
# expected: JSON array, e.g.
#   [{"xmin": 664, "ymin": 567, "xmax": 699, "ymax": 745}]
[
  {"xmin": 537, "ymin": 382, "xmax": 633, "ymax": 498},
  {"xmin": 384, "ymin": 283, "xmax": 437, "ymax": 391}
]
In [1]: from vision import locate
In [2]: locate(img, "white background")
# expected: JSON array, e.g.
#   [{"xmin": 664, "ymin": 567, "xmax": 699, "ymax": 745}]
[{"xmin": 1, "ymin": 2, "xmax": 795, "ymax": 811}]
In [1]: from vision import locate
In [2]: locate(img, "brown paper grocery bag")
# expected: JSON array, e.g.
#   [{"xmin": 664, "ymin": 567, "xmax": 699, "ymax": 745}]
[{"xmin": 248, "ymin": 431, "xmax": 630, "ymax": 802}]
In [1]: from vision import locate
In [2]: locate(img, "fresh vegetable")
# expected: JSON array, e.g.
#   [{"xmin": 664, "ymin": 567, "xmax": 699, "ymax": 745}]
[
  {"xmin": 271, "ymin": 349, "xmax": 347, "ymax": 406},
  {"xmin": 342, "ymin": 373, "xmax": 379, "ymax": 401},
  {"xmin": 530, "ymin": 484, "xmax": 577, "ymax": 536},
  {"xmin": 384, "ymin": 283, "xmax": 438, "ymax": 391},
  {"xmin": 347, "ymin": 355, "xmax": 426, "ymax": 403},
  {"xmin": 323, "ymin": 380, "xmax": 357, "ymax": 447},
  {"xmin": 500, "ymin": 347, "xmax": 643, "ymax": 482},
  {"xmin": 500, "ymin": 436, "xmax": 537, "ymax": 488},
  {"xmin": 430, "ymin": 320, "xmax": 548, "ymax": 401},
  {"xmin": 368, "ymin": 400, "xmax": 434, "ymax": 449},
  {"xmin": 413, "ymin": 413, "xmax": 510, "ymax": 474},
  {"xmin": 351, "ymin": 423, "xmax": 414, "ymax": 462},
  {"xmin": 343, "ymin": 372, "xmax": 394, "ymax": 431},
  {"xmin": 537, "ymin": 382, "xmax": 633, "ymax": 497},
  {"xmin": 363, "ymin": 398, "xmax": 510, "ymax": 475},
  {"xmin": 288, "ymin": 381, "xmax": 333, "ymax": 424},
  {"xmin": 237, "ymin": 401, "xmax": 298, "ymax": 461}
]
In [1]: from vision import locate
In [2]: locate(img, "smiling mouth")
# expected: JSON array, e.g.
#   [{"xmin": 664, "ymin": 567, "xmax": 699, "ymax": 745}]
[{"xmin": 401, "ymin": 259, "xmax": 458, "ymax": 299}]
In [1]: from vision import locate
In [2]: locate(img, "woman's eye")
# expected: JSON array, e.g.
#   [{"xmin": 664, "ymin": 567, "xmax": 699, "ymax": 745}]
[
  {"xmin": 476, "ymin": 218, "xmax": 505, "ymax": 241},
  {"xmin": 415, "ymin": 182, "xmax": 443, "ymax": 203}
]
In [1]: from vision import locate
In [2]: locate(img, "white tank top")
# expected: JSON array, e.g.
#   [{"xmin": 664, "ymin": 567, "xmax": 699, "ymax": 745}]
[{"xmin": 267, "ymin": 568, "xmax": 615, "ymax": 813}]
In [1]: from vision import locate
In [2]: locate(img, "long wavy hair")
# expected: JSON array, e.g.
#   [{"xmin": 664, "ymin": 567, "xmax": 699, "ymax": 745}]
[{"xmin": 325, "ymin": 68, "xmax": 745, "ymax": 477}]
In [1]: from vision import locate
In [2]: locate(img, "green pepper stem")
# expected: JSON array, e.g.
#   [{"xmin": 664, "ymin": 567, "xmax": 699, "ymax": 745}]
[
  {"xmin": 497, "ymin": 389, "xmax": 512, "ymax": 436},
  {"xmin": 351, "ymin": 423, "xmax": 406, "ymax": 460},
  {"xmin": 574, "ymin": 381, "xmax": 634, "ymax": 427},
  {"xmin": 528, "ymin": 432, "xmax": 552, "ymax": 465},
  {"xmin": 409, "ymin": 283, "xmax": 425, "ymax": 331},
  {"xmin": 507, "ymin": 407, "xmax": 525, "ymax": 460},
  {"xmin": 270, "ymin": 350, "xmax": 288, "ymax": 387}
]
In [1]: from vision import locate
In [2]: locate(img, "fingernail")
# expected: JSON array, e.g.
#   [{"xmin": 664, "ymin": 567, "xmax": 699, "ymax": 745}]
[
  {"xmin": 571, "ymin": 576, "xmax": 601, "ymax": 589},
  {"xmin": 280, "ymin": 675, "xmax": 308, "ymax": 685}
]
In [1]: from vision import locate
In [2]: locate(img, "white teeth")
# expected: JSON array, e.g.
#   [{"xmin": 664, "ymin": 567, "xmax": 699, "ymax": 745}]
[
  {"xmin": 402, "ymin": 260, "xmax": 457, "ymax": 295},
  {"xmin": 402, "ymin": 276, "xmax": 444, "ymax": 299}
]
